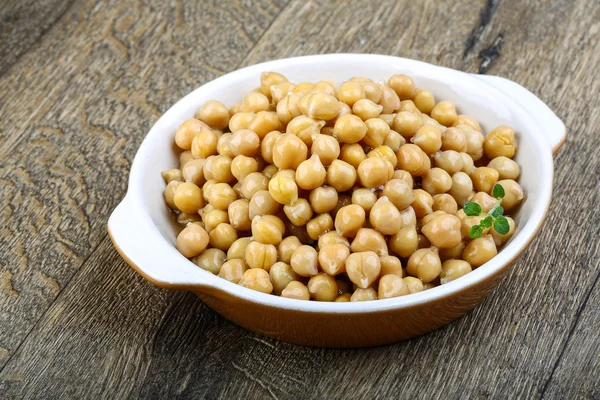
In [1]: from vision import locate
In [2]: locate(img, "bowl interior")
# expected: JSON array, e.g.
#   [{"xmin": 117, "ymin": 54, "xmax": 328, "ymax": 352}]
[{"xmin": 128, "ymin": 55, "xmax": 549, "ymax": 309}]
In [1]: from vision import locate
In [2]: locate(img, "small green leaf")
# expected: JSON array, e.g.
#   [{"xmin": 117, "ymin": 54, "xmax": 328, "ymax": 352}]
[
  {"xmin": 490, "ymin": 206, "xmax": 504, "ymax": 218},
  {"xmin": 493, "ymin": 184, "xmax": 505, "ymax": 199},
  {"xmin": 463, "ymin": 202, "xmax": 482, "ymax": 217},
  {"xmin": 494, "ymin": 216, "xmax": 510, "ymax": 235},
  {"xmin": 469, "ymin": 225, "xmax": 484, "ymax": 239},
  {"xmin": 481, "ymin": 215, "xmax": 493, "ymax": 228}
]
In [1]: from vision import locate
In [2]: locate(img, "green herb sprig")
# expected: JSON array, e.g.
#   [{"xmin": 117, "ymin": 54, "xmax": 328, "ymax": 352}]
[{"xmin": 464, "ymin": 184, "xmax": 510, "ymax": 239}]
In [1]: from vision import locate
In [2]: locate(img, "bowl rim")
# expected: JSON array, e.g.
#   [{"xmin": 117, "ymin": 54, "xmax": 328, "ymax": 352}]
[{"xmin": 112, "ymin": 53, "xmax": 557, "ymax": 314}]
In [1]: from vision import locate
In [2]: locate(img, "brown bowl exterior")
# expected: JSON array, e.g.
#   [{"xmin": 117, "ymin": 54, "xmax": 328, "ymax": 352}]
[{"xmin": 193, "ymin": 262, "xmax": 513, "ymax": 348}]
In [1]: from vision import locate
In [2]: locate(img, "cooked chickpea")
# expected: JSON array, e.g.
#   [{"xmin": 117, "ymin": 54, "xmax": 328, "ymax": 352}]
[
  {"xmin": 463, "ymin": 234, "xmax": 497, "ymax": 267},
  {"xmin": 449, "ymin": 172, "xmax": 473, "ymax": 206},
  {"xmin": 397, "ymin": 144, "xmax": 430, "ymax": 176},
  {"xmin": 440, "ymin": 260, "xmax": 472, "ymax": 285},
  {"xmin": 335, "ymin": 293, "xmax": 352, "ymax": 302},
  {"xmin": 227, "ymin": 237, "xmax": 252, "ymax": 260},
  {"xmin": 208, "ymin": 223, "xmax": 238, "ymax": 251},
  {"xmin": 351, "ymin": 287, "xmax": 378, "ymax": 301},
  {"xmin": 281, "ymin": 281, "xmax": 310, "ymax": 300},
  {"xmin": 205, "ymin": 183, "xmax": 236, "ymax": 210},
  {"xmin": 392, "ymin": 169, "xmax": 413, "ymax": 188},
  {"xmin": 268, "ymin": 172, "xmax": 299, "ymax": 206},
  {"xmin": 305, "ymin": 92, "xmax": 341, "ymax": 120},
  {"xmin": 192, "ymin": 248, "xmax": 226, "ymax": 275},
  {"xmin": 369, "ymin": 196, "xmax": 402, "ymax": 235},
  {"xmin": 491, "ymin": 216, "xmax": 516, "ymax": 246},
  {"xmin": 164, "ymin": 181, "xmax": 181, "ymax": 210},
  {"xmin": 175, "ymin": 119, "xmax": 209, "ymax": 150},
  {"xmin": 327, "ymin": 160, "xmax": 357, "ymax": 192},
  {"xmin": 196, "ymin": 100, "xmax": 230, "ymax": 130},
  {"xmin": 462, "ymin": 129, "xmax": 484, "ymax": 161},
  {"xmin": 262, "ymin": 165, "xmax": 278, "ymax": 180},
  {"xmin": 203, "ymin": 209, "xmax": 228, "ymax": 233},
  {"xmin": 420, "ymin": 210, "xmax": 447, "ymax": 226},
  {"xmin": 412, "ymin": 125, "xmax": 442, "ymax": 155},
  {"xmin": 270, "ymin": 81, "xmax": 295, "ymax": 104},
  {"xmin": 352, "ymin": 99, "xmax": 383, "ymax": 120},
  {"xmin": 439, "ymin": 240, "xmax": 466, "ymax": 262},
  {"xmin": 340, "ymin": 143, "xmax": 366, "ymax": 168},
  {"xmin": 179, "ymin": 150, "xmax": 194, "ymax": 168},
  {"xmin": 176, "ymin": 223, "xmax": 209, "ymax": 258},
  {"xmin": 245, "ymin": 241, "xmax": 278, "ymax": 271},
  {"xmin": 339, "ymin": 81, "xmax": 365, "ymax": 106},
  {"xmin": 248, "ymin": 111, "xmax": 280, "ymax": 139},
  {"xmin": 277, "ymin": 236, "xmax": 302, "ymax": 264},
  {"xmin": 413, "ymin": 88, "xmax": 435, "ymax": 114},
  {"xmin": 367, "ymin": 145, "xmax": 397, "ymax": 167},
  {"xmin": 488, "ymin": 156, "xmax": 520, "ymax": 180},
  {"xmin": 350, "ymin": 77, "xmax": 382, "ymax": 103},
  {"xmin": 471, "ymin": 192, "xmax": 497, "ymax": 213},
  {"xmin": 295, "ymin": 154, "xmax": 327, "ymax": 190},
  {"xmin": 215, "ymin": 259, "xmax": 247, "ymax": 284},
  {"xmin": 306, "ymin": 213, "xmax": 334, "ymax": 240},
  {"xmin": 286, "ymin": 115, "xmax": 324, "ymax": 146},
  {"xmin": 309, "ymin": 186, "xmax": 339, "ymax": 214},
  {"xmin": 406, "ymin": 247, "xmax": 442, "ymax": 282},
  {"xmin": 496, "ymin": 179, "xmax": 524, "ymax": 211},
  {"xmin": 216, "ymin": 133, "xmax": 234, "ymax": 158},
  {"xmin": 181, "ymin": 159, "xmax": 205, "ymax": 188},
  {"xmin": 290, "ymin": 245, "xmax": 319, "ymax": 277},
  {"xmin": 334, "ymin": 114, "xmax": 367, "ymax": 144},
  {"xmin": 272, "ymin": 133, "xmax": 308, "ymax": 170},
  {"xmin": 307, "ymin": 273, "xmax": 338, "ymax": 301},
  {"xmin": 239, "ymin": 268, "xmax": 273, "ymax": 293},
  {"xmin": 453, "ymin": 115, "xmax": 482, "ymax": 132},
  {"xmin": 421, "ymin": 214, "xmax": 462, "ymax": 248},
  {"xmin": 240, "ymin": 172, "xmax": 268, "ymax": 200},
  {"xmin": 430, "ymin": 100, "xmax": 457, "ymax": 127},
  {"xmin": 277, "ymin": 94, "xmax": 302, "ymax": 125},
  {"xmin": 230, "ymin": 155, "xmax": 258, "ymax": 182},
  {"xmin": 471, "ymin": 167, "xmax": 499, "ymax": 194},
  {"xmin": 422, "ymin": 167, "xmax": 452, "ymax": 195},
  {"xmin": 191, "ymin": 127, "xmax": 218, "ymax": 159},
  {"xmin": 398, "ymin": 100, "xmax": 420, "ymax": 114},
  {"xmin": 379, "ymin": 113, "xmax": 396, "ymax": 127},
  {"xmin": 352, "ymin": 188, "xmax": 377, "ymax": 213},
  {"xmin": 252, "ymin": 215, "xmax": 283, "ymax": 245},
  {"xmin": 441, "ymin": 127, "xmax": 467, "ymax": 152},
  {"xmin": 345, "ymin": 251, "xmax": 381, "ymax": 289},
  {"xmin": 249, "ymin": 190, "xmax": 281, "ymax": 219},
  {"xmin": 461, "ymin": 215, "xmax": 490, "ymax": 239},
  {"xmin": 432, "ymin": 193, "xmax": 458, "ymax": 214},
  {"xmin": 397, "ymin": 206, "xmax": 417, "ymax": 229},
  {"xmin": 161, "ymin": 169, "xmax": 183, "ymax": 184},
  {"xmin": 228, "ymin": 199, "xmax": 251, "ymax": 231},
  {"xmin": 393, "ymin": 111, "xmax": 422, "ymax": 139},
  {"xmin": 228, "ymin": 112, "xmax": 254, "ymax": 133},
  {"xmin": 378, "ymin": 82, "xmax": 401, "ymax": 114},
  {"xmin": 389, "ymin": 226, "xmax": 418, "ymax": 258},
  {"xmin": 318, "ymin": 231, "xmax": 350, "ymax": 250},
  {"xmin": 318, "ymin": 243, "xmax": 349, "ymax": 276},
  {"xmin": 379, "ymin": 255, "xmax": 403, "ymax": 277},
  {"xmin": 378, "ymin": 274, "xmax": 409, "ymax": 299},
  {"xmin": 173, "ymin": 182, "xmax": 204, "ymax": 214},
  {"xmin": 335, "ymin": 204, "xmax": 366, "ymax": 237},
  {"xmin": 411, "ymin": 189, "xmax": 433, "ymax": 219},
  {"xmin": 311, "ymin": 134, "xmax": 340, "ymax": 165},
  {"xmin": 260, "ymin": 71, "xmax": 288, "ymax": 98},
  {"xmin": 484, "ymin": 125, "xmax": 516, "ymax": 159},
  {"xmin": 269, "ymin": 262, "xmax": 300, "ymax": 295},
  {"xmin": 434, "ymin": 150, "xmax": 464, "ymax": 175},
  {"xmin": 357, "ymin": 157, "xmax": 393, "ymax": 188},
  {"xmin": 210, "ymin": 155, "xmax": 234, "ymax": 183},
  {"xmin": 363, "ymin": 118, "xmax": 391, "ymax": 148},
  {"xmin": 351, "ymin": 228, "xmax": 388, "ymax": 256},
  {"xmin": 284, "ymin": 198, "xmax": 313, "ymax": 226},
  {"xmin": 242, "ymin": 92, "xmax": 269, "ymax": 113},
  {"xmin": 229, "ymin": 129, "xmax": 260, "ymax": 157},
  {"xmin": 388, "ymin": 74, "xmax": 415, "ymax": 100}
]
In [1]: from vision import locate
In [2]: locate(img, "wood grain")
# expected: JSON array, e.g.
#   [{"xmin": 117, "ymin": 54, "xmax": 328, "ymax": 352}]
[{"xmin": 1, "ymin": 0, "xmax": 599, "ymax": 398}]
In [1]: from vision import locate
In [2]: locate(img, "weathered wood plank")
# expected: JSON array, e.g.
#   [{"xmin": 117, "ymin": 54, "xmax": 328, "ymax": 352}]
[
  {"xmin": 0, "ymin": 0, "xmax": 288, "ymax": 367},
  {"xmin": 0, "ymin": 0, "xmax": 599, "ymax": 398}
]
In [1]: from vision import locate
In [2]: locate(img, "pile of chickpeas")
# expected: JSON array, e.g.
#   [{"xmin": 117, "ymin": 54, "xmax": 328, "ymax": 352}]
[{"xmin": 162, "ymin": 72, "xmax": 523, "ymax": 302}]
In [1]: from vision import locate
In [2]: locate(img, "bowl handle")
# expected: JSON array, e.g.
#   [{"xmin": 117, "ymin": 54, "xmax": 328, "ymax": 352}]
[
  {"xmin": 476, "ymin": 74, "xmax": 566, "ymax": 154},
  {"xmin": 107, "ymin": 196, "xmax": 211, "ymax": 290}
]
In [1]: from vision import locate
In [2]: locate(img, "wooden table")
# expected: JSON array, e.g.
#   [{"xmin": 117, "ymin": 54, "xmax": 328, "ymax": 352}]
[{"xmin": 1, "ymin": 0, "xmax": 598, "ymax": 398}]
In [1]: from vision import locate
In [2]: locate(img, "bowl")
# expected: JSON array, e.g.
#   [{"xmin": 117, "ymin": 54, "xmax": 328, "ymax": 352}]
[{"xmin": 108, "ymin": 54, "xmax": 565, "ymax": 348}]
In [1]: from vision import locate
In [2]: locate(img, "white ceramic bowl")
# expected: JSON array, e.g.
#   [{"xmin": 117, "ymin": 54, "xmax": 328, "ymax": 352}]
[{"xmin": 108, "ymin": 54, "xmax": 565, "ymax": 347}]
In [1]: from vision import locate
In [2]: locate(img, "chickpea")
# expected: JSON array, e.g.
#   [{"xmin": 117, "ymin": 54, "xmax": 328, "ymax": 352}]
[
  {"xmin": 434, "ymin": 150, "xmax": 464, "ymax": 175},
  {"xmin": 164, "ymin": 181, "xmax": 181, "ymax": 210},
  {"xmin": 471, "ymin": 192, "xmax": 497, "ymax": 213},
  {"xmin": 262, "ymin": 164, "xmax": 279, "ymax": 179},
  {"xmin": 361, "ymin": 118, "xmax": 390, "ymax": 149},
  {"xmin": 378, "ymin": 82, "xmax": 401, "ymax": 114},
  {"xmin": 226, "ymin": 199, "xmax": 250, "ymax": 231},
  {"xmin": 240, "ymin": 172, "xmax": 268, "ymax": 200},
  {"xmin": 432, "ymin": 193, "xmax": 458, "ymax": 214},
  {"xmin": 307, "ymin": 273, "xmax": 338, "ymax": 301},
  {"xmin": 496, "ymin": 179, "xmax": 524, "ymax": 211},
  {"xmin": 227, "ymin": 237, "xmax": 252, "ymax": 260},
  {"xmin": 310, "ymin": 186, "xmax": 339, "ymax": 214},
  {"xmin": 358, "ymin": 157, "xmax": 393, "ymax": 188},
  {"xmin": 412, "ymin": 125, "xmax": 442, "ymax": 155},
  {"xmin": 397, "ymin": 144, "xmax": 430, "ymax": 177},
  {"xmin": 239, "ymin": 268, "xmax": 273, "ymax": 294},
  {"xmin": 216, "ymin": 133, "xmax": 234, "ymax": 158},
  {"xmin": 318, "ymin": 231, "xmax": 350, "ymax": 250},
  {"xmin": 191, "ymin": 127, "xmax": 218, "ymax": 159},
  {"xmin": 248, "ymin": 190, "xmax": 281, "ymax": 219},
  {"xmin": 203, "ymin": 208, "xmax": 228, "ymax": 233},
  {"xmin": 406, "ymin": 247, "xmax": 442, "ymax": 282},
  {"xmin": 397, "ymin": 206, "xmax": 417, "ymax": 229},
  {"xmin": 196, "ymin": 100, "xmax": 229, "ymax": 130},
  {"xmin": 339, "ymin": 81, "xmax": 366, "ymax": 106},
  {"xmin": 284, "ymin": 198, "xmax": 313, "ymax": 226},
  {"xmin": 327, "ymin": 160, "xmax": 357, "ymax": 192},
  {"xmin": 453, "ymin": 115, "xmax": 482, "ymax": 132},
  {"xmin": 309, "ymin": 80, "xmax": 338, "ymax": 98},
  {"xmin": 210, "ymin": 155, "xmax": 234, "ymax": 183},
  {"xmin": 251, "ymin": 215, "xmax": 283, "ymax": 245},
  {"xmin": 351, "ymin": 228, "xmax": 388, "ymax": 256},
  {"xmin": 245, "ymin": 241, "xmax": 278, "ymax": 271},
  {"xmin": 204, "ymin": 183, "xmax": 235, "ymax": 210},
  {"xmin": 318, "ymin": 243, "xmax": 350, "ymax": 276},
  {"xmin": 277, "ymin": 94, "xmax": 302, "ymax": 125},
  {"xmin": 228, "ymin": 112, "xmax": 254, "ymax": 133},
  {"xmin": 389, "ymin": 226, "xmax": 418, "ymax": 258},
  {"xmin": 441, "ymin": 127, "xmax": 467, "ymax": 152},
  {"xmin": 229, "ymin": 129, "xmax": 260, "ymax": 157},
  {"xmin": 463, "ymin": 129, "xmax": 484, "ymax": 161},
  {"xmin": 420, "ymin": 210, "xmax": 447, "ymax": 226},
  {"xmin": 392, "ymin": 169, "xmax": 413, "ymax": 188},
  {"xmin": 179, "ymin": 150, "xmax": 194, "ymax": 169},
  {"xmin": 340, "ymin": 143, "xmax": 366, "ymax": 168},
  {"xmin": 439, "ymin": 260, "xmax": 472, "ymax": 285},
  {"xmin": 491, "ymin": 216, "xmax": 516, "ymax": 246},
  {"xmin": 295, "ymin": 154, "xmax": 327, "ymax": 190},
  {"xmin": 398, "ymin": 100, "xmax": 420, "ymax": 114},
  {"xmin": 304, "ymin": 92, "xmax": 340, "ymax": 120},
  {"xmin": 379, "ymin": 255, "xmax": 403, "ymax": 277},
  {"xmin": 461, "ymin": 215, "xmax": 490, "ymax": 239},
  {"xmin": 306, "ymin": 213, "xmax": 334, "ymax": 240},
  {"xmin": 352, "ymin": 98, "xmax": 384, "ymax": 121},
  {"xmin": 470, "ymin": 167, "xmax": 499, "ymax": 194},
  {"xmin": 335, "ymin": 204, "xmax": 366, "ymax": 237},
  {"xmin": 413, "ymin": 88, "xmax": 435, "ymax": 114},
  {"xmin": 176, "ymin": 223, "xmax": 209, "ymax": 258},
  {"xmin": 242, "ymin": 92, "xmax": 269, "ymax": 113},
  {"xmin": 335, "ymin": 293, "xmax": 352, "ymax": 302},
  {"xmin": 369, "ymin": 196, "xmax": 402, "ymax": 235},
  {"xmin": 311, "ymin": 134, "xmax": 340, "ymax": 165},
  {"xmin": 422, "ymin": 168, "xmax": 452, "ymax": 195},
  {"xmin": 192, "ymin": 248, "xmax": 226, "ymax": 275},
  {"xmin": 268, "ymin": 172, "xmax": 299, "ymax": 206},
  {"xmin": 345, "ymin": 251, "xmax": 381, "ymax": 289},
  {"xmin": 388, "ymin": 74, "xmax": 415, "ymax": 100},
  {"xmin": 290, "ymin": 245, "xmax": 319, "ymax": 277},
  {"xmin": 367, "ymin": 145, "xmax": 397, "ymax": 167},
  {"xmin": 483, "ymin": 158, "xmax": 519, "ymax": 183},
  {"xmin": 334, "ymin": 114, "xmax": 368, "ymax": 144},
  {"xmin": 449, "ymin": 172, "xmax": 473, "ymax": 206},
  {"xmin": 292, "ymin": 82, "xmax": 314, "ymax": 96},
  {"xmin": 286, "ymin": 115, "xmax": 324, "ymax": 146},
  {"xmin": 350, "ymin": 77, "xmax": 382, "ymax": 103},
  {"xmin": 173, "ymin": 182, "xmax": 204, "ymax": 214},
  {"xmin": 260, "ymin": 71, "xmax": 288, "ymax": 98},
  {"xmin": 379, "ymin": 113, "xmax": 396, "ymax": 127},
  {"xmin": 216, "ymin": 259, "xmax": 247, "ymax": 284},
  {"xmin": 270, "ymin": 81, "xmax": 296, "ymax": 104},
  {"xmin": 439, "ymin": 240, "xmax": 466, "ymax": 261},
  {"xmin": 459, "ymin": 152, "xmax": 475, "ymax": 174},
  {"xmin": 430, "ymin": 100, "xmax": 457, "ymax": 127},
  {"xmin": 208, "ymin": 223, "xmax": 237, "ymax": 251},
  {"xmin": 274, "ymin": 237, "xmax": 302, "ymax": 265},
  {"xmin": 272, "ymin": 133, "xmax": 308, "ymax": 170},
  {"xmin": 269, "ymin": 262, "xmax": 300, "ymax": 295},
  {"xmin": 411, "ymin": 189, "xmax": 433, "ymax": 219},
  {"xmin": 352, "ymin": 188, "xmax": 378, "ymax": 213},
  {"xmin": 177, "ymin": 213, "xmax": 202, "ymax": 226},
  {"xmin": 463, "ymin": 234, "xmax": 497, "ymax": 267},
  {"xmin": 350, "ymin": 287, "xmax": 378, "ymax": 302},
  {"xmin": 393, "ymin": 111, "xmax": 422, "ymax": 139},
  {"xmin": 161, "ymin": 169, "xmax": 182, "ymax": 184},
  {"xmin": 421, "ymin": 214, "xmax": 462, "ymax": 248},
  {"xmin": 248, "ymin": 111, "xmax": 280, "ymax": 139},
  {"xmin": 281, "ymin": 281, "xmax": 310, "ymax": 300},
  {"xmin": 176, "ymin": 119, "xmax": 209, "ymax": 150},
  {"xmin": 378, "ymin": 274, "xmax": 409, "ymax": 299},
  {"xmin": 483, "ymin": 125, "xmax": 517, "ymax": 159}
]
